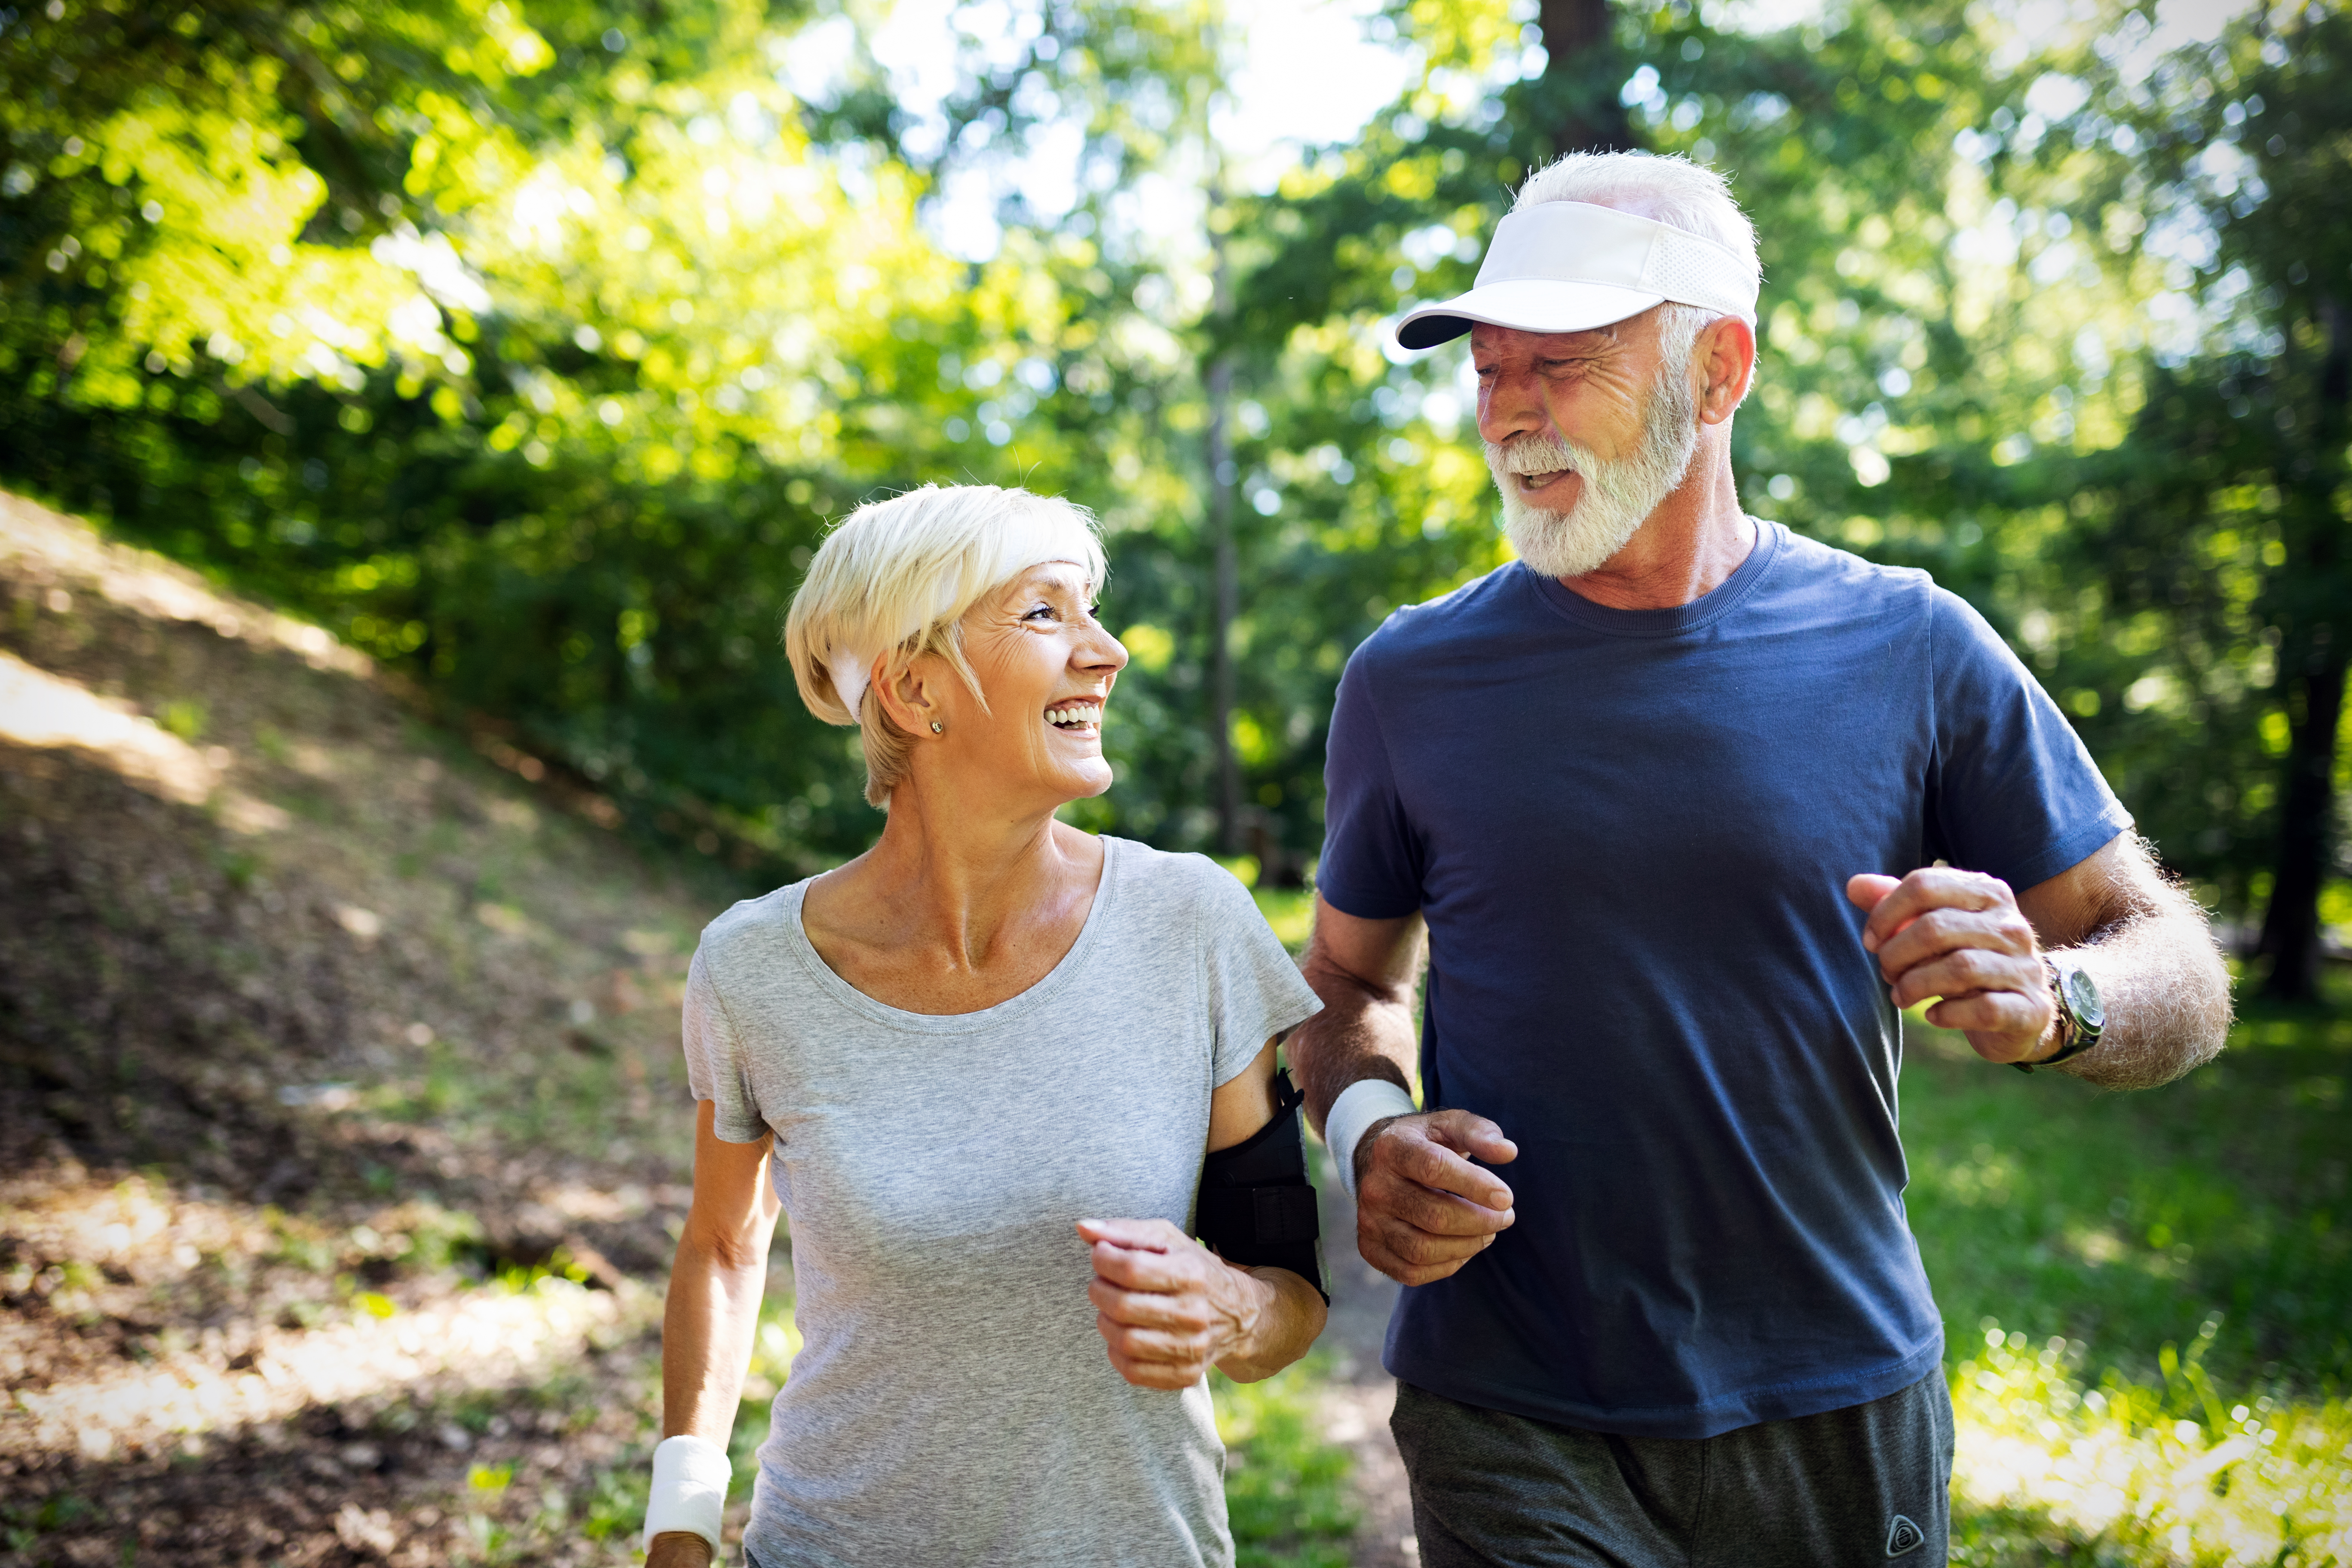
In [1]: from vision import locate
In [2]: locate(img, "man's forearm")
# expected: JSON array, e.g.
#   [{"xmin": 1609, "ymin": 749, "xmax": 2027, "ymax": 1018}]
[
  {"xmin": 2055, "ymin": 884, "xmax": 2232, "ymax": 1090},
  {"xmin": 1291, "ymin": 950, "xmax": 1421, "ymax": 1133}
]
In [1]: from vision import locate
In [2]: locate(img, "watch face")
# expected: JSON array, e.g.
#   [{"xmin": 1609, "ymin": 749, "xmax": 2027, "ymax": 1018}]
[{"xmin": 2065, "ymin": 966, "xmax": 2106, "ymax": 1030}]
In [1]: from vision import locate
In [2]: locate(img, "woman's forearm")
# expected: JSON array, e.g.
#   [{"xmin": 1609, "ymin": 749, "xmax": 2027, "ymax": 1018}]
[
  {"xmin": 660, "ymin": 1230, "xmax": 773, "ymax": 1443},
  {"xmin": 1213, "ymin": 1265, "xmax": 1327, "ymax": 1383}
]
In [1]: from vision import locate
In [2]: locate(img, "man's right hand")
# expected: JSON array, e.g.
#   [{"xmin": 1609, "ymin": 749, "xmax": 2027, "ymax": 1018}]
[{"xmin": 1354, "ymin": 1109, "xmax": 1517, "ymax": 1286}]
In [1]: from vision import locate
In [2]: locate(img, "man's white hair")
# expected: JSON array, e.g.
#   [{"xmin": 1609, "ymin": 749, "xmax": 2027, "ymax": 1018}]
[
  {"xmin": 1512, "ymin": 151, "xmax": 1759, "ymax": 382},
  {"xmin": 1512, "ymin": 150, "xmax": 1758, "ymax": 275}
]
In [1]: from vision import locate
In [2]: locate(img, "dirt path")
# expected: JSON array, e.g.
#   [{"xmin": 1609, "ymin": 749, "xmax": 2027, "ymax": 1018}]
[{"xmin": 1314, "ymin": 1172, "xmax": 1420, "ymax": 1567}]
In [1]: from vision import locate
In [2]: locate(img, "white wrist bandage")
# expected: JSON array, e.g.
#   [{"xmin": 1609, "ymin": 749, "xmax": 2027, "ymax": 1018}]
[
  {"xmin": 1326, "ymin": 1079, "xmax": 1419, "ymax": 1202},
  {"xmin": 643, "ymin": 1433, "xmax": 732, "ymax": 1555}
]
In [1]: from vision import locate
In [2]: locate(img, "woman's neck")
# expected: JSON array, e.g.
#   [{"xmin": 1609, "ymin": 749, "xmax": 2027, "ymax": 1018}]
[{"xmin": 802, "ymin": 779, "xmax": 1104, "ymax": 1012}]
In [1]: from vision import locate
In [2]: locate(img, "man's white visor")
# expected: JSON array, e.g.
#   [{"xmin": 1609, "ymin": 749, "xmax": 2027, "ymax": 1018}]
[{"xmin": 1396, "ymin": 201, "xmax": 1760, "ymax": 350}]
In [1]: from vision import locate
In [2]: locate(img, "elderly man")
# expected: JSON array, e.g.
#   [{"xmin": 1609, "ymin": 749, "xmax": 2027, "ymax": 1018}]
[{"xmin": 1289, "ymin": 151, "xmax": 2232, "ymax": 1567}]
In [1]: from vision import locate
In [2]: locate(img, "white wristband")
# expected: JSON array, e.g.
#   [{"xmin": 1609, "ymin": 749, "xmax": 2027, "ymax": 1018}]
[
  {"xmin": 1326, "ymin": 1078, "xmax": 1420, "ymax": 1202},
  {"xmin": 643, "ymin": 1433, "xmax": 731, "ymax": 1555}
]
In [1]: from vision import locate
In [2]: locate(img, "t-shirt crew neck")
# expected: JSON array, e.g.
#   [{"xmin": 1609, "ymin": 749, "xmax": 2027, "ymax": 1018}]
[
  {"xmin": 683, "ymin": 835, "xmax": 1323, "ymax": 1568},
  {"xmin": 1524, "ymin": 514, "xmax": 1781, "ymax": 638},
  {"xmin": 1317, "ymin": 524, "xmax": 2129, "ymax": 1440},
  {"xmin": 781, "ymin": 839, "xmax": 1118, "ymax": 1036}
]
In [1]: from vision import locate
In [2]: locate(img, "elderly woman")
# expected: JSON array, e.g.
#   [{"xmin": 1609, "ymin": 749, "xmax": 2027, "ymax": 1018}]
[{"xmin": 643, "ymin": 484, "xmax": 1329, "ymax": 1568}]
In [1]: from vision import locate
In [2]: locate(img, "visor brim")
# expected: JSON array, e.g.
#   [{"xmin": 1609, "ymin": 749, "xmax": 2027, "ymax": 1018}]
[{"xmin": 1395, "ymin": 279, "xmax": 1668, "ymax": 350}]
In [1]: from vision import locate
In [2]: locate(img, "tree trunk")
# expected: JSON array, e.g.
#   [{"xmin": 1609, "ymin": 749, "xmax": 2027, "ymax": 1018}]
[
  {"xmin": 1533, "ymin": 0, "xmax": 1636, "ymax": 156},
  {"xmin": 2257, "ymin": 293, "xmax": 2350, "ymax": 1001},
  {"xmin": 1205, "ymin": 349, "xmax": 1241, "ymax": 857},
  {"xmin": 2257, "ymin": 653, "xmax": 2346, "ymax": 1000}
]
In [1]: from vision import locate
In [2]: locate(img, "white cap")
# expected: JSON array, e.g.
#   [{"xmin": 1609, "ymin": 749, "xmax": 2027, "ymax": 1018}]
[{"xmin": 1396, "ymin": 201, "xmax": 1760, "ymax": 350}]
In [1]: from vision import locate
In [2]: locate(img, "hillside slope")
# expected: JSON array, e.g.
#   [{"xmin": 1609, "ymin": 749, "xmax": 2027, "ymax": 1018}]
[{"xmin": 0, "ymin": 491, "xmax": 747, "ymax": 1563}]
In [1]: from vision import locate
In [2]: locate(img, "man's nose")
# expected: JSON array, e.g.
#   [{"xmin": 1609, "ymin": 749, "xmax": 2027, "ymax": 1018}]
[{"xmin": 1476, "ymin": 368, "xmax": 1545, "ymax": 446}]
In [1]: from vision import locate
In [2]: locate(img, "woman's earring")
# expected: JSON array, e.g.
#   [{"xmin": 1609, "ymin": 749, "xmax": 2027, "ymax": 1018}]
[{"xmin": 929, "ymin": 720, "xmax": 944, "ymax": 735}]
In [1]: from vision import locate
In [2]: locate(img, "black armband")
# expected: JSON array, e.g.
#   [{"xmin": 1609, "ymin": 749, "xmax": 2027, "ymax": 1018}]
[{"xmin": 1193, "ymin": 1069, "xmax": 1328, "ymax": 1304}]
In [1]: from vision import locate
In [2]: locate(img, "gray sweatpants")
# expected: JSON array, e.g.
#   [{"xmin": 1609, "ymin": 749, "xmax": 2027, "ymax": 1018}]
[{"xmin": 1390, "ymin": 1371, "xmax": 1954, "ymax": 1568}]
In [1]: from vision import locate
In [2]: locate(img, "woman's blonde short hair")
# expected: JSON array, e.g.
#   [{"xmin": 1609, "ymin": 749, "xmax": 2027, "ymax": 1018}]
[{"xmin": 784, "ymin": 483, "xmax": 1107, "ymax": 807}]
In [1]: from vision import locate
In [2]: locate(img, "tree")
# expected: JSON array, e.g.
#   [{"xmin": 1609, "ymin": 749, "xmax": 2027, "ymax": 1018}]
[
  {"xmin": 1, "ymin": 0, "xmax": 1246, "ymax": 872},
  {"xmin": 2046, "ymin": 4, "xmax": 2350, "ymax": 998}
]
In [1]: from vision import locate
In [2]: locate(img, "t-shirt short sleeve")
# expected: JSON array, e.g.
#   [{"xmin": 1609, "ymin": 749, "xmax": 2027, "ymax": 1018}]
[
  {"xmin": 1193, "ymin": 861, "xmax": 1323, "ymax": 1087},
  {"xmin": 1927, "ymin": 588, "xmax": 2134, "ymax": 889},
  {"xmin": 682, "ymin": 946, "xmax": 768, "ymax": 1143},
  {"xmin": 1317, "ymin": 644, "xmax": 1427, "ymax": 920}
]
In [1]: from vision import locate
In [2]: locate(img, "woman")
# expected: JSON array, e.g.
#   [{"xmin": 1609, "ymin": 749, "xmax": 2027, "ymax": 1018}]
[{"xmin": 643, "ymin": 484, "xmax": 1328, "ymax": 1568}]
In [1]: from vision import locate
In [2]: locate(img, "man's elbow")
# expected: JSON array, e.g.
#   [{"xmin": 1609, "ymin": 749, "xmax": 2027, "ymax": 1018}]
[
  {"xmin": 2168, "ymin": 898, "xmax": 2236, "ymax": 1066},
  {"xmin": 2181, "ymin": 925, "xmax": 2236, "ymax": 1071}
]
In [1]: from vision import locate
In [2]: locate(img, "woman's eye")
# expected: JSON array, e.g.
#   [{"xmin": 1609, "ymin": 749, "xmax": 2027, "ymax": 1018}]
[{"xmin": 1023, "ymin": 604, "xmax": 1057, "ymax": 622}]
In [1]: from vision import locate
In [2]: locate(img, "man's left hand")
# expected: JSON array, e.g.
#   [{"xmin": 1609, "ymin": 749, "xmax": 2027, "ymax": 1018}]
[{"xmin": 1847, "ymin": 868, "xmax": 2056, "ymax": 1066}]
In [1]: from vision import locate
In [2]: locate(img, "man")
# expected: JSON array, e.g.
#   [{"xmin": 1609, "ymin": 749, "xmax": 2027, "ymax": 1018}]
[{"xmin": 1288, "ymin": 151, "xmax": 2232, "ymax": 1567}]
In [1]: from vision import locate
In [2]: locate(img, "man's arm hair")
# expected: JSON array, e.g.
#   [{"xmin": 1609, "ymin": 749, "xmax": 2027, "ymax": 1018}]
[
  {"xmin": 2017, "ymin": 833, "xmax": 2233, "ymax": 1090},
  {"xmin": 1289, "ymin": 897, "xmax": 1425, "ymax": 1133}
]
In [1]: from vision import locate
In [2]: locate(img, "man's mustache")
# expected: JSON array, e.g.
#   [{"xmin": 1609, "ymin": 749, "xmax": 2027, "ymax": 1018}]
[{"xmin": 1486, "ymin": 434, "xmax": 1591, "ymax": 479}]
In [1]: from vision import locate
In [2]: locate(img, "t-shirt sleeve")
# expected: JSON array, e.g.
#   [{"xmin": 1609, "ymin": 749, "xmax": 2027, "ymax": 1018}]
[
  {"xmin": 1195, "ymin": 864, "xmax": 1325, "ymax": 1087},
  {"xmin": 681, "ymin": 944, "xmax": 768, "ymax": 1143},
  {"xmin": 1316, "ymin": 643, "xmax": 1427, "ymax": 920},
  {"xmin": 1926, "ymin": 587, "xmax": 2134, "ymax": 891}
]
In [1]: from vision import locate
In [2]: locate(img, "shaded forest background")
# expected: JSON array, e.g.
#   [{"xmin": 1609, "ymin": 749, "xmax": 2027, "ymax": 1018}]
[{"xmin": 2, "ymin": 0, "xmax": 2346, "ymax": 992}]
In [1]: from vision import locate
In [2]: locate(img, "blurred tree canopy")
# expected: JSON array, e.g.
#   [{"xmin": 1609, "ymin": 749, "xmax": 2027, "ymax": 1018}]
[{"xmin": 2, "ymin": 0, "xmax": 2344, "ymax": 995}]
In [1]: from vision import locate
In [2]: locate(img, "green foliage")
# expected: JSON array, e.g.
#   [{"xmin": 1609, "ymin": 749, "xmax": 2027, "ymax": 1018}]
[
  {"xmin": 1947, "ymin": 1320, "xmax": 2352, "ymax": 1565},
  {"xmin": 2, "ymin": 0, "xmax": 2343, "ymax": 931},
  {"xmin": 1213, "ymin": 1360, "xmax": 1358, "ymax": 1568},
  {"xmin": 0, "ymin": 0, "xmax": 1250, "ymax": 872}
]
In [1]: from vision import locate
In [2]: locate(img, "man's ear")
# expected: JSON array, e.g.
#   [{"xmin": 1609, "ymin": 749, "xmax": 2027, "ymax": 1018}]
[{"xmin": 1696, "ymin": 315, "xmax": 1757, "ymax": 425}]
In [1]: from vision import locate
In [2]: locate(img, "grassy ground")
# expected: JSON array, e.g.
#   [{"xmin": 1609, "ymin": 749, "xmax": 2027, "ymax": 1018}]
[{"xmin": 1907, "ymin": 986, "xmax": 2351, "ymax": 1565}]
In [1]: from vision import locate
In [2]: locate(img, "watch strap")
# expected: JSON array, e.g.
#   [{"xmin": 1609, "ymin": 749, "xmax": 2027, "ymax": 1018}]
[{"xmin": 2014, "ymin": 956, "xmax": 2099, "ymax": 1074}]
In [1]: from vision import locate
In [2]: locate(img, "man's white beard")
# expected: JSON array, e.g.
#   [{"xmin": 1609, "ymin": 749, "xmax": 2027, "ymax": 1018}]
[{"xmin": 1486, "ymin": 360, "xmax": 1701, "ymax": 581}]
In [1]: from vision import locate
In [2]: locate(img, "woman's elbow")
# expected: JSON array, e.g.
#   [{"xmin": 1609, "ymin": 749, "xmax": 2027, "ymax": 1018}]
[{"xmin": 672, "ymin": 1216, "xmax": 774, "ymax": 1278}]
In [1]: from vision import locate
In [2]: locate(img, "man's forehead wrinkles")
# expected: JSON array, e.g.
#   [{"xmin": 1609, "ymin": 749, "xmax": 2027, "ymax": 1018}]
[{"xmin": 1473, "ymin": 323, "xmax": 1626, "ymax": 358}]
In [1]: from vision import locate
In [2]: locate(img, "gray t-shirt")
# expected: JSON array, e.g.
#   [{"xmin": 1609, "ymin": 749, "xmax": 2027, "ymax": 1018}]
[{"xmin": 682, "ymin": 835, "xmax": 1323, "ymax": 1568}]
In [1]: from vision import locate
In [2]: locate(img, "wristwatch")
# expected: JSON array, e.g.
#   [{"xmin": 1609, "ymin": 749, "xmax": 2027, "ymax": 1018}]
[{"xmin": 2014, "ymin": 955, "xmax": 2104, "ymax": 1073}]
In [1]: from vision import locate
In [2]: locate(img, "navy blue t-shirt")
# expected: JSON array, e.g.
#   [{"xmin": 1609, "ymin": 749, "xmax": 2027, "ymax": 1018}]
[{"xmin": 1319, "ymin": 523, "xmax": 2129, "ymax": 1439}]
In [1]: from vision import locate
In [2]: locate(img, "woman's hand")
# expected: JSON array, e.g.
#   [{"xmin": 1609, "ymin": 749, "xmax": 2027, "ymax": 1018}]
[
  {"xmin": 1078, "ymin": 1217, "xmax": 1273, "ymax": 1389},
  {"xmin": 646, "ymin": 1532, "xmax": 715, "ymax": 1568}
]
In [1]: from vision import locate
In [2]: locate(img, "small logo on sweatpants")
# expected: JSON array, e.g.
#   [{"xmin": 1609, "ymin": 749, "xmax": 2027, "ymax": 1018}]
[{"xmin": 1885, "ymin": 1515, "xmax": 1926, "ymax": 1557}]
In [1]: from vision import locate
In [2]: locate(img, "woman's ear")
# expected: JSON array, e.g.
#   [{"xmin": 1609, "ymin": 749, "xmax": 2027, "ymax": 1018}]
[{"xmin": 874, "ymin": 656, "xmax": 945, "ymax": 738}]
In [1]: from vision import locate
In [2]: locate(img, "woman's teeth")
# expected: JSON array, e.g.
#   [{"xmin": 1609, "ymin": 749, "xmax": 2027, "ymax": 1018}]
[{"xmin": 1045, "ymin": 706, "xmax": 1098, "ymax": 729}]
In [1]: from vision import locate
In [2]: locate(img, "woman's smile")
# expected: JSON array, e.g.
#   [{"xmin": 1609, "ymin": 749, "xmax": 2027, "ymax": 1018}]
[{"xmin": 1045, "ymin": 698, "xmax": 1104, "ymax": 734}]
